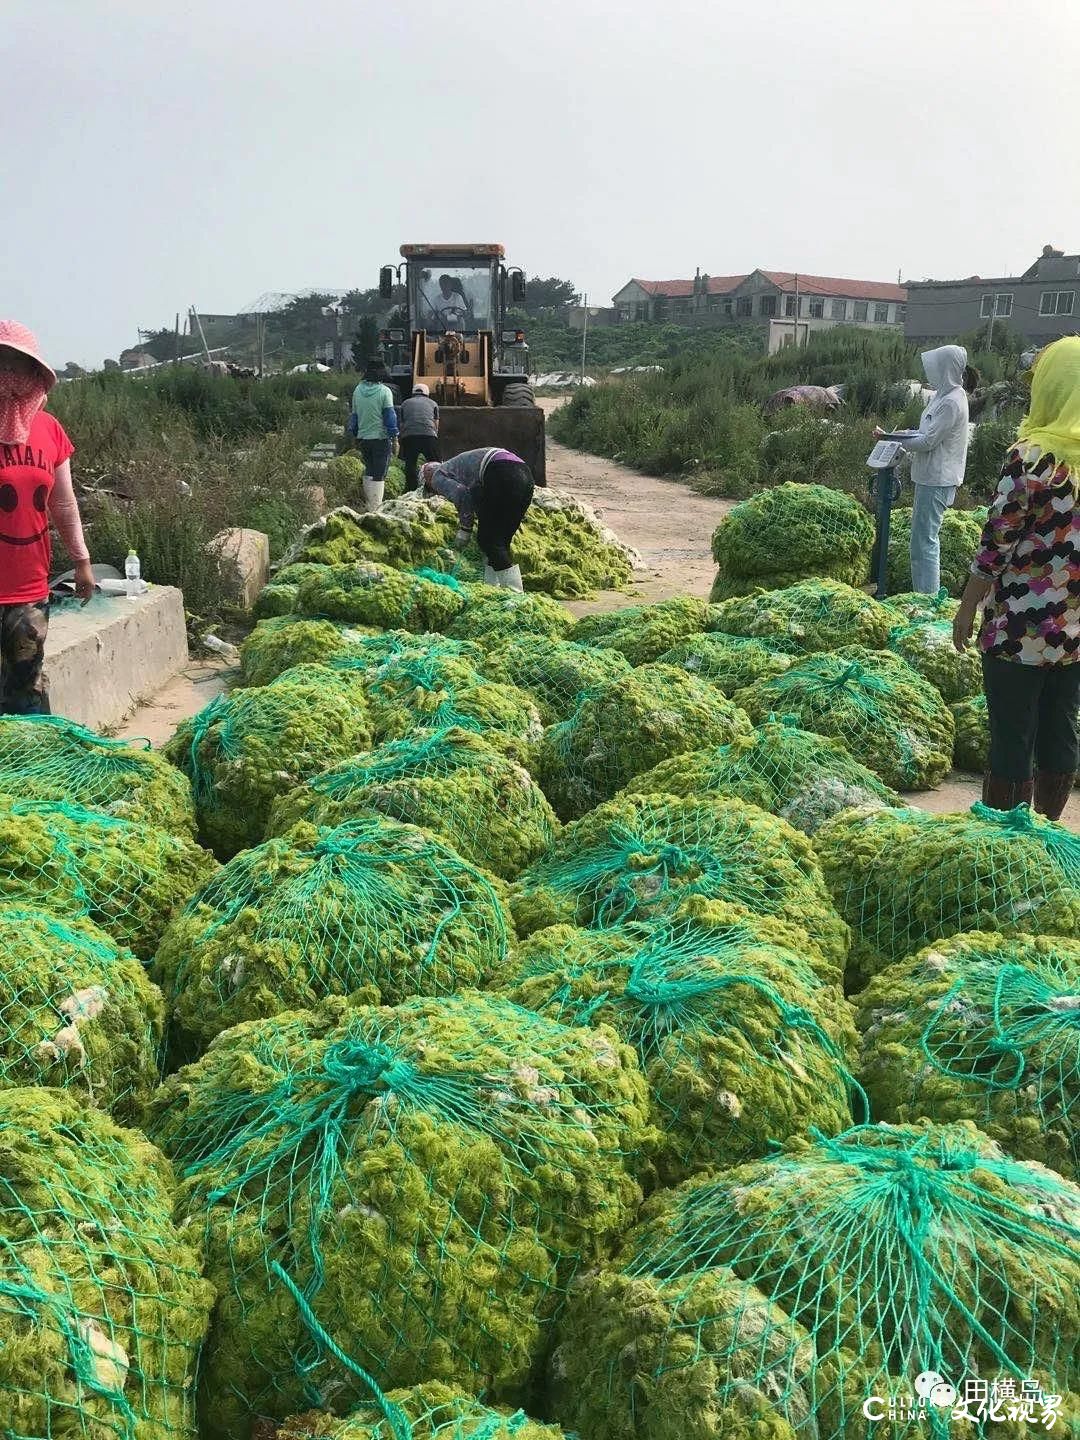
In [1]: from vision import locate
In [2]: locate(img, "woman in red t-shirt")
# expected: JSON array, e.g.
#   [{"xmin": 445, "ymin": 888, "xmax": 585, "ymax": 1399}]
[{"xmin": 0, "ymin": 321, "xmax": 94, "ymax": 714}]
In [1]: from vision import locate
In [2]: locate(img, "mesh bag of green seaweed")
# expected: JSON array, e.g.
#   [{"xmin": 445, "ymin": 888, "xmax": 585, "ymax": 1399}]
[
  {"xmin": 0, "ymin": 713, "xmax": 196, "ymax": 835},
  {"xmin": 268, "ymin": 727, "xmax": 557, "ymax": 881},
  {"xmin": 886, "ymin": 617, "xmax": 982, "ymax": 704},
  {"xmin": 445, "ymin": 588, "xmax": 575, "ymax": 645},
  {"xmin": 952, "ymin": 691, "xmax": 989, "ymax": 771},
  {"xmin": 0, "ymin": 905, "xmax": 162, "ymax": 1122},
  {"xmin": 550, "ymin": 1120, "xmax": 1080, "ymax": 1440},
  {"xmin": 240, "ymin": 619, "xmax": 484, "ymax": 688},
  {"xmin": 536, "ymin": 664, "xmax": 752, "ymax": 821},
  {"xmin": 887, "ymin": 506, "xmax": 987, "ymax": 596},
  {"xmin": 295, "ymin": 562, "xmax": 466, "ymax": 631},
  {"xmin": 734, "ymin": 647, "xmax": 955, "ymax": 791},
  {"xmin": 883, "ymin": 587, "xmax": 959, "ymax": 625},
  {"xmin": 572, "ymin": 597, "xmax": 709, "ymax": 666},
  {"xmin": 708, "ymin": 578, "xmax": 894, "ymax": 656},
  {"xmin": 509, "ymin": 792, "xmax": 849, "ymax": 977},
  {"xmin": 855, "ymin": 930, "xmax": 1080, "ymax": 1181},
  {"xmin": 505, "ymin": 897, "xmax": 859, "ymax": 1185},
  {"xmin": 0, "ymin": 1087, "xmax": 214, "ymax": 1440},
  {"xmin": 623, "ymin": 716, "xmax": 901, "ymax": 835},
  {"xmin": 164, "ymin": 672, "xmax": 373, "ymax": 858},
  {"xmin": 654, "ymin": 631, "xmax": 793, "ymax": 697},
  {"xmin": 815, "ymin": 802, "xmax": 1080, "ymax": 991},
  {"xmin": 272, "ymin": 1381, "xmax": 568, "ymax": 1440},
  {"xmin": 153, "ymin": 816, "xmax": 512, "ymax": 1053},
  {"xmin": 149, "ymin": 991, "xmax": 652, "ymax": 1440},
  {"xmin": 481, "ymin": 635, "xmax": 632, "ymax": 723},
  {"xmin": 0, "ymin": 795, "xmax": 216, "ymax": 960}
]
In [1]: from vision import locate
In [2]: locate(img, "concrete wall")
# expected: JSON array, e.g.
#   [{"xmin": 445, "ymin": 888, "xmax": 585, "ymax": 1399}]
[
  {"xmin": 906, "ymin": 278, "xmax": 1080, "ymax": 342},
  {"xmin": 46, "ymin": 587, "xmax": 190, "ymax": 731}
]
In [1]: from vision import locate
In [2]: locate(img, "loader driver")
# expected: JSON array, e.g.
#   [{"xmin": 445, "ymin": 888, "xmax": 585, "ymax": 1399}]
[
  {"xmin": 421, "ymin": 449, "xmax": 534, "ymax": 591},
  {"xmin": 434, "ymin": 275, "xmax": 474, "ymax": 330}
]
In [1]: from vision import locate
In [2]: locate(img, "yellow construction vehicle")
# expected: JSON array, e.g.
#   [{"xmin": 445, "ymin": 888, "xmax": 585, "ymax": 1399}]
[{"xmin": 377, "ymin": 243, "xmax": 546, "ymax": 482}]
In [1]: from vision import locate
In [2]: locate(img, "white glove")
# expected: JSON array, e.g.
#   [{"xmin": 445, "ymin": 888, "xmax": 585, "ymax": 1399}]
[{"xmin": 453, "ymin": 529, "xmax": 471, "ymax": 551}]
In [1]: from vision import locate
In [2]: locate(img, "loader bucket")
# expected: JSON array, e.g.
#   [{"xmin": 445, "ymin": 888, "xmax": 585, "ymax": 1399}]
[{"xmin": 436, "ymin": 406, "xmax": 547, "ymax": 485}]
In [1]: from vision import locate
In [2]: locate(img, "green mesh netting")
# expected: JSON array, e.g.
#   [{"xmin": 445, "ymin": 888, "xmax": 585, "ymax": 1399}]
[
  {"xmin": 655, "ymin": 632, "xmax": 794, "ymax": 696},
  {"xmin": 296, "ymin": 563, "xmax": 466, "ymax": 631},
  {"xmin": 149, "ymin": 991, "xmax": 652, "ymax": 1440},
  {"xmin": 164, "ymin": 673, "xmax": 373, "ymax": 858},
  {"xmin": 253, "ymin": 564, "xmax": 330, "ymax": 620},
  {"xmin": 709, "ymin": 579, "xmax": 894, "ymax": 656},
  {"xmin": 0, "ymin": 1087, "xmax": 214, "ymax": 1440},
  {"xmin": 274, "ymin": 1383, "xmax": 565, "ymax": 1440},
  {"xmin": 267, "ymin": 727, "xmax": 557, "ymax": 880},
  {"xmin": 0, "ymin": 905, "xmax": 162, "ymax": 1122},
  {"xmin": 505, "ymin": 897, "xmax": 859, "ymax": 1185},
  {"xmin": 0, "ymin": 714, "xmax": 196, "ymax": 835},
  {"xmin": 239, "ymin": 618, "xmax": 377, "ymax": 686},
  {"xmin": 887, "ymin": 506, "xmax": 988, "ymax": 597},
  {"xmin": 708, "ymin": 482, "xmax": 875, "ymax": 600},
  {"xmin": 952, "ymin": 691, "xmax": 989, "ymax": 771},
  {"xmin": 536, "ymin": 664, "xmax": 753, "ymax": 821},
  {"xmin": 572, "ymin": 598, "xmax": 709, "ymax": 667},
  {"xmin": 887, "ymin": 618, "xmax": 982, "ymax": 703},
  {"xmin": 509, "ymin": 792, "xmax": 849, "ymax": 976},
  {"xmin": 855, "ymin": 931, "xmax": 1080, "ymax": 1179},
  {"xmin": 734, "ymin": 647, "xmax": 955, "ymax": 791},
  {"xmin": 550, "ymin": 1120, "xmax": 1080, "ymax": 1440},
  {"xmin": 445, "ymin": 589, "xmax": 575, "ymax": 645},
  {"xmin": 0, "ymin": 795, "xmax": 216, "ymax": 960},
  {"xmin": 815, "ymin": 802, "xmax": 1080, "ymax": 991},
  {"xmin": 153, "ymin": 816, "xmax": 512, "ymax": 1052},
  {"xmin": 481, "ymin": 636, "xmax": 632, "ymax": 723},
  {"xmin": 884, "ymin": 587, "xmax": 960, "ymax": 625},
  {"xmin": 623, "ymin": 717, "xmax": 902, "ymax": 835}
]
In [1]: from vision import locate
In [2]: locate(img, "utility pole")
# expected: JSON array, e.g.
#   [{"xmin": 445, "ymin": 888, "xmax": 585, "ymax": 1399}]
[
  {"xmin": 580, "ymin": 292, "xmax": 589, "ymax": 384},
  {"xmin": 190, "ymin": 306, "xmax": 212, "ymax": 363},
  {"xmin": 793, "ymin": 274, "xmax": 800, "ymax": 348},
  {"xmin": 257, "ymin": 315, "xmax": 266, "ymax": 377},
  {"xmin": 986, "ymin": 302, "xmax": 996, "ymax": 354},
  {"xmin": 174, "ymin": 313, "xmax": 181, "ymax": 365}
]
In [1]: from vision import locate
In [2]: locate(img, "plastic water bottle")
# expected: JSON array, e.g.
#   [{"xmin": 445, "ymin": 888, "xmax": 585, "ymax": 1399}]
[{"xmin": 124, "ymin": 549, "xmax": 141, "ymax": 599}]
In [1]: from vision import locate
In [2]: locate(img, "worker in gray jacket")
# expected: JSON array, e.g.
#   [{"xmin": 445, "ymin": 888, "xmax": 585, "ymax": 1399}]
[
  {"xmin": 398, "ymin": 384, "xmax": 440, "ymax": 491},
  {"xmin": 421, "ymin": 448, "xmax": 534, "ymax": 590}
]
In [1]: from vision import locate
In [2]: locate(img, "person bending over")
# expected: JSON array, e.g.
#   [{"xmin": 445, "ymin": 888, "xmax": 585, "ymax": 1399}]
[{"xmin": 422, "ymin": 448, "xmax": 534, "ymax": 590}]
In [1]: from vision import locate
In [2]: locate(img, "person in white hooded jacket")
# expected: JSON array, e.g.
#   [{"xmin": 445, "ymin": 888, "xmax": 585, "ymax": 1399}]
[{"xmin": 877, "ymin": 344, "xmax": 970, "ymax": 593}]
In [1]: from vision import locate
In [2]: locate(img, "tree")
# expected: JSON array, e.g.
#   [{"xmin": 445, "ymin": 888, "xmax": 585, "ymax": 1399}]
[
  {"xmin": 523, "ymin": 276, "xmax": 580, "ymax": 317},
  {"xmin": 137, "ymin": 327, "xmax": 180, "ymax": 363},
  {"xmin": 60, "ymin": 362, "xmax": 87, "ymax": 380},
  {"xmin": 352, "ymin": 316, "xmax": 380, "ymax": 368}
]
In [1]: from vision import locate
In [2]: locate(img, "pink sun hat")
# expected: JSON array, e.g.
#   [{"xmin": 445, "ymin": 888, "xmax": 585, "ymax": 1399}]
[{"xmin": 0, "ymin": 321, "xmax": 57, "ymax": 389}]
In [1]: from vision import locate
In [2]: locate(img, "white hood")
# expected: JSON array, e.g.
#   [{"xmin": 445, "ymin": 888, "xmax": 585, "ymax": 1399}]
[{"xmin": 921, "ymin": 344, "xmax": 967, "ymax": 396}]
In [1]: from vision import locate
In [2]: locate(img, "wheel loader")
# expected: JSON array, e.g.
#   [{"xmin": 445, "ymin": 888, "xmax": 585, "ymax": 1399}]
[{"xmin": 377, "ymin": 243, "xmax": 546, "ymax": 483}]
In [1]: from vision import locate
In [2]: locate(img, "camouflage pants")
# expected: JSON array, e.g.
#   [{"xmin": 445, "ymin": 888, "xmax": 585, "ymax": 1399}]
[{"xmin": 0, "ymin": 602, "xmax": 50, "ymax": 715}]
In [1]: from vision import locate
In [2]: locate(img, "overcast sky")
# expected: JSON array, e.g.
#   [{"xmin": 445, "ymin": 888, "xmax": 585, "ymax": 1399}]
[{"xmin": 8, "ymin": 0, "xmax": 1080, "ymax": 366}]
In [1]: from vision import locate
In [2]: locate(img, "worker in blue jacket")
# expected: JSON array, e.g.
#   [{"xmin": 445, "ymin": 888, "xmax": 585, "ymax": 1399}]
[{"xmin": 349, "ymin": 358, "xmax": 399, "ymax": 511}]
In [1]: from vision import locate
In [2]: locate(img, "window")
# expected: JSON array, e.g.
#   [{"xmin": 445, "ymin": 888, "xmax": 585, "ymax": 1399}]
[
  {"xmin": 706, "ymin": 294, "xmax": 721, "ymax": 309},
  {"xmin": 874, "ymin": 302, "xmax": 890, "ymax": 323},
  {"xmin": 897, "ymin": 304, "xmax": 907, "ymax": 322},
  {"xmin": 784, "ymin": 294, "xmax": 798, "ymax": 317},
  {"xmin": 1040, "ymin": 290, "xmax": 1075, "ymax": 316},
  {"xmin": 759, "ymin": 294, "xmax": 777, "ymax": 317},
  {"xmin": 722, "ymin": 298, "xmax": 733, "ymax": 316},
  {"xmin": 736, "ymin": 296, "xmax": 753, "ymax": 317},
  {"xmin": 980, "ymin": 294, "xmax": 994, "ymax": 318},
  {"xmin": 808, "ymin": 297, "xmax": 825, "ymax": 318},
  {"xmin": 853, "ymin": 300, "xmax": 869, "ymax": 321},
  {"xmin": 830, "ymin": 299, "xmax": 847, "ymax": 320},
  {"xmin": 983, "ymin": 293, "xmax": 1012, "ymax": 317}
]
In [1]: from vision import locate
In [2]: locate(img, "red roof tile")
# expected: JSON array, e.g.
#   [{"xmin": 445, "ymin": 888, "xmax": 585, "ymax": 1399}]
[
  {"xmin": 757, "ymin": 271, "xmax": 907, "ymax": 302},
  {"xmin": 631, "ymin": 275, "xmax": 747, "ymax": 297}
]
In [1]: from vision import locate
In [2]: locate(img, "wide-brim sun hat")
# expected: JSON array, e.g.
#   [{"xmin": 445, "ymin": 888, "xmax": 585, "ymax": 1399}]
[{"xmin": 0, "ymin": 321, "xmax": 57, "ymax": 389}]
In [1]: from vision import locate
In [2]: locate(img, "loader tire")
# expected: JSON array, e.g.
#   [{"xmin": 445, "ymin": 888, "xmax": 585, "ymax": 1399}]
[{"xmin": 500, "ymin": 383, "xmax": 535, "ymax": 408}]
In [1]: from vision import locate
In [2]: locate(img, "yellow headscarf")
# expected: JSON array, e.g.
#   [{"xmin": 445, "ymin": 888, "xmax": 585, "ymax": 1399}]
[{"xmin": 1016, "ymin": 335, "xmax": 1080, "ymax": 475}]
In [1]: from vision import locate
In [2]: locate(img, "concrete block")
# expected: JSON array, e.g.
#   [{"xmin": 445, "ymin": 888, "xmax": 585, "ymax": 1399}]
[
  {"xmin": 209, "ymin": 527, "xmax": 271, "ymax": 609},
  {"xmin": 46, "ymin": 587, "xmax": 189, "ymax": 731}
]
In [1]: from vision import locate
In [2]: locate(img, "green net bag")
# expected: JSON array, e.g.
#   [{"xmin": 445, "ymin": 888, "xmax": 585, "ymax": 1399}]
[
  {"xmin": 149, "ymin": 991, "xmax": 652, "ymax": 1440},
  {"xmin": 239, "ymin": 618, "xmax": 377, "ymax": 686},
  {"xmin": 165, "ymin": 674, "xmax": 373, "ymax": 858},
  {"xmin": 709, "ymin": 482, "xmax": 874, "ymax": 599},
  {"xmin": 273, "ymin": 1382, "xmax": 568, "ymax": 1440},
  {"xmin": 0, "ymin": 714, "xmax": 196, "ymax": 836},
  {"xmin": 814, "ymin": 802, "xmax": 1080, "ymax": 990},
  {"xmin": 655, "ymin": 631, "xmax": 793, "ymax": 696},
  {"xmin": 537, "ymin": 665, "xmax": 752, "ymax": 821},
  {"xmin": 855, "ymin": 931, "xmax": 1080, "ymax": 1180},
  {"xmin": 709, "ymin": 578, "xmax": 894, "ymax": 656},
  {"xmin": 623, "ymin": 717, "xmax": 902, "ymax": 835},
  {"xmin": 573, "ymin": 597, "xmax": 709, "ymax": 666},
  {"xmin": 509, "ymin": 792, "xmax": 849, "ymax": 975},
  {"xmin": 0, "ymin": 796, "xmax": 216, "ymax": 960},
  {"xmin": 0, "ymin": 1087, "xmax": 214, "ymax": 1440},
  {"xmin": 268, "ymin": 727, "xmax": 557, "ymax": 881},
  {"xmin": 445, "ymin": 589, "xmax": 575, "ymax": 645},
  {"xmin": 154, "ymin": 815, "xmax": 511, "ymax": 1053},
  {"xmin": 253, "ymin": 564, "xmax": 330, "ymax": 620},
  {"xmin": 884, "ymin": 587, "xmax": 959, "ymax": 625},
  {"xmin": 550, "ymin": 1120, "xmax": 1080, "ymax": 1440},
  {"xmin": 296, "ymin": 563, "xmax": 467, "ymax": 631},
  {"xmin": 0, "ymin": 905, "xmax": 162, "ymax": 1123},
  {"xmin": 505, "ymin": 897, "xmax": 859, "ymax": 1185},
  {"xmin": 887, "ymin": 506, "xmax": 987, "ymax": 597},
  {"xmin": 887, "ymin": 618, "xmax": 982, "ymax": 703},
  {"xmin": 481, "ymin": 636, "xmax": 632, "ymax": 723},
  {"xmin": 734, "ymin": 648, "xmax": 955, "ymax": 791},
  {"xmin": 952, "ymin": 691, "xmax": 989, "ymax": 771}
]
